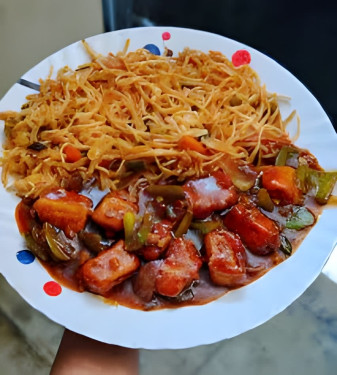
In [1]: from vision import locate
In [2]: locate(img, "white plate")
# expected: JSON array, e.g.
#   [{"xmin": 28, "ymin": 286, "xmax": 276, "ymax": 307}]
[{"xmin": 0, "ymin": 27, "xmax": 336, "ymax": 350}]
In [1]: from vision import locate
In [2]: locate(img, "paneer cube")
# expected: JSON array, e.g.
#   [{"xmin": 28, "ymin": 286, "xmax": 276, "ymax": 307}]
[
  {"xmin": 33, "ymin": 189, "xmax": 92, "ymax": 236},
  {"xmin": 79, "ymin": 240, "xmax": 140, "ymax": 295},
  {"xmin": 92, "ymin": 191, "xmax": 138, "ymax": 232},
  {"xmin": 183, "ymin": 171, "xmax": 238, "ymax": 219},
  {"xmin": 155, "ymin": 238, "xmax": 202, "ymax": 297},
  {"xmin": 223, "ymin": 203, "xmax": 280, "ymax": 255},
  {"xmin": 205, "ymin": 229, "xmax": 247, "ymax": 286}
]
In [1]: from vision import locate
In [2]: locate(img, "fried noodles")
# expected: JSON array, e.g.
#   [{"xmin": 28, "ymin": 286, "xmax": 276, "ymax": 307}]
[{"xmin": 0, "ymin": 42, "xmax": 296, "ymax": 198}]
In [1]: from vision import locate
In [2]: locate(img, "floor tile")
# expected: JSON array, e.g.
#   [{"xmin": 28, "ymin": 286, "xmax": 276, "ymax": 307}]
[
  {"xmin": 0, "ymin": 309, "xmax": 52, "ymax": 375},
  {"xmin": 0, "ymin": 275, "xmax": 63, "ymax": 365}
]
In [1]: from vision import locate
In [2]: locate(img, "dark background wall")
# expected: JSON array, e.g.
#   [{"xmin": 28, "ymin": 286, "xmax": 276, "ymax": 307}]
[{"xmin": 132, "ymin": 0, "xmax": 337, "ymax": 130}]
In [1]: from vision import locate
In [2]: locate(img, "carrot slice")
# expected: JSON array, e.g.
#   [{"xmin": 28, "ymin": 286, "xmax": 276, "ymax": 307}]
[
  {"xmin": 63, "ymin": 145, "xmax": 82, "ymax": 163},
  {"xmin": 178, "ymin": 135, "xmax": 208, "ymax": 155}
]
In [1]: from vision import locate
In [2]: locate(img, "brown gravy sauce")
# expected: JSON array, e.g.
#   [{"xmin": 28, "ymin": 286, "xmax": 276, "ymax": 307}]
[
  {"xmin": 40, "ymin": 198, "xmax": 323, "ymax": 311},
  {"xmin": 42, "ymin": 255, "xmax": 280, "ymax": 311}
]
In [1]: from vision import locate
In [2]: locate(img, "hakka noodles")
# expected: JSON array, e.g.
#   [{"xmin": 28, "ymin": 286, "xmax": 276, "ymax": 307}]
[{"xmin": 1, "ymin": 41, "xmax": 336, "ymax": 310}]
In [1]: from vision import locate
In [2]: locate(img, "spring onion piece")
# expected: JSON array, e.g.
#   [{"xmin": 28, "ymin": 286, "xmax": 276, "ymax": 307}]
[
  {"xmin": 257, "ymin": 188, "xmax": 274, "ymax": 212},
  {"xmin": 190, "ymin": 219, "xmax": 222, "ymax": 234},
  {"xmin": 280, "ymin": 235, "xmax": 292, "ymax": 256},
  {"xmin": 175, "ymin": 210, "xmax": 193, "ymax": 237},
  {"xmin": 285, "ymin": 206, "xmax": 315, "ymax": 230},
  {"xmin": 137, "ymin": 213, "xmax": 152, "ymax": 245},
  {"xmin": 123, "ymin": 212, "xmax": 135, "ymax": 237},
  {"xmin": 124, "ymin": 212, "xmax": 156, "ymax": 251},
  {"xmin": 145, "ymin": 185, "xmax": 185, "ymax": 201},
  {"xmin": 296, "ymin": 165, "xmax": 309, "ymax": 191},
  {"xmin": 123, "ymin": 211, "xmax": 136, "ymax": 250}
]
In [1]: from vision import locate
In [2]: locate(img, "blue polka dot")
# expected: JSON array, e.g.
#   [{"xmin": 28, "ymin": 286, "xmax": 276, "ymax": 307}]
[
  {"xmin": 143, "ymin": 44, "xmax": 161, "ymax": 55},
  {"xmin": 16, "ymin": 250, "xmax": 35, "ymax": 264}
]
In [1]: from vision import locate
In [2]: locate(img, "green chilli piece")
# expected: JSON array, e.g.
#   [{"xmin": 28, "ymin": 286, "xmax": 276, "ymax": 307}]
[
  {"xmin": 145, "ymin": 185, "xmax": 185, "ymax": 201},
  {"xmin": 137, "ymin": 213, "xmax": 152, "ymax": 245},
  {"xmin": 190, "ymin": 220, "xmax": 222, "ymax": 234},
  {"xmin": 123, "ymin": 211, "xmax": 136, "ymax": 249},
  {"xmin": 175, "ymin": 211, "xmax": 193, "ymax": 238}
]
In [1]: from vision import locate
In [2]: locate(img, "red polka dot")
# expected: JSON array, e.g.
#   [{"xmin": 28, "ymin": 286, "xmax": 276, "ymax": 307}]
[
  {"xmin": 162, "ymin": 32, "xmax": 171, "ymax": 41},
  {"xmin": 232, "ymin": 49, "xmax": 251, "ymax": 67},
  {"xmin": 43, "ymin": 281, "xmax": 62, "ymax": 296}
]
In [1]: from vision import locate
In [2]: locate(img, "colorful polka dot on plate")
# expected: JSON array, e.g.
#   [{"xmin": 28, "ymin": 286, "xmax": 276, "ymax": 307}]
[
  {"xmin": 43, "ymin": 281, "xmax": 62, "ymax": 296},
  {"xmin": 162, "ymin": 32, "xmax": 171, "ymax": 41},
  {"xmin": 232, "ymin": 49, "xmax": 251, "ymax": 67},
  {"xmin": 16, "ymin": 250, "xmax": 35, "ymax": 264},
  {"xmin": 143, "ymin": 43, "xmax": 161, "ymax": 55}
]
